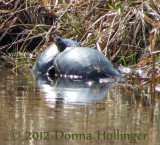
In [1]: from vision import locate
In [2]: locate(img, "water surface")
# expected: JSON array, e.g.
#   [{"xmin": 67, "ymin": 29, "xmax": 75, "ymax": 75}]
[{"xmin": 0, "ymin": 59, "xmax": 159, "ymax": 145}]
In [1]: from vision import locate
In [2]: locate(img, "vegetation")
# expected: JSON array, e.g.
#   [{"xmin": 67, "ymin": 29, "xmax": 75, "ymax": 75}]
[{"xmin": 0, "ymin": 0, "xmax": 160, "ymax": 93}]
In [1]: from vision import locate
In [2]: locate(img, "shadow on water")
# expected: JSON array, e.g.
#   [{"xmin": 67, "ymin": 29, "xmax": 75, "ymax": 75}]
[{"xmin": 0, "ymin": 59, "xmax": 160, "ymax": 145}]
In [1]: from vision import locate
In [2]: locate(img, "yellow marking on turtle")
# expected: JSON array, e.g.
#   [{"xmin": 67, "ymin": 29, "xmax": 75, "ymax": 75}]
[
  {"xmin": 94, "ymin": 66, "xmax": 101, "ymax": 73},
  {"xmin": 94, "ymin": 66, "xmax": 115, "ymax": 78}
]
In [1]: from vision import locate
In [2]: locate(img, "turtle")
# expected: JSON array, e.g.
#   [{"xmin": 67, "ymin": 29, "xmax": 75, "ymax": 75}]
[
  {"xmin": 32, "ymin": 36, "xmax": 80, "ymax": 74},
  {"xmin": 53, "ymin": 47, "xmax": 121, "ymax": 79}
]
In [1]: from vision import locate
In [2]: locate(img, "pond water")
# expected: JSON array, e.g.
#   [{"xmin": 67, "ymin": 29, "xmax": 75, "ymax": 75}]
[{"xmin": 0, "ymin": 58, "xmax": 160, "ymax": 145}]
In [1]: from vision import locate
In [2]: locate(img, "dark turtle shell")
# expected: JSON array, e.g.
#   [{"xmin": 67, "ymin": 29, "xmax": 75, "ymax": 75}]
[
  {"xmin": 32, "ymin": 37, "xmax": 80, "ymax": 74},
  {"xmin": 32, "ymin": 43, "xmax": 59, "ymax": 74},
  {"xmin": 53, "ymin": 47, "xmax": 121, "ymax": 79}
]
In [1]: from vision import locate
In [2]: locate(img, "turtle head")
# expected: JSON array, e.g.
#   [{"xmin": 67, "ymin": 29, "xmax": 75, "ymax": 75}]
[
  {"xmin": 55, "ymin": 36, "xmax": 80, "ymax": 52},
  {"xmin": 55, "ymin": 36, "xmax": 67, "ymax": 52}
]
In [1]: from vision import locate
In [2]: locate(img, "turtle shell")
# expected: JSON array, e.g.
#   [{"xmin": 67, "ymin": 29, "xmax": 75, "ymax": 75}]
[
  {"xmin": 32, "ymin": 37, "xmax": 80, "ymax": 74},
  {"xmin": 32, "ymin": 43, "xmax": 59, "ymax": 74},
  {"xmin": 53, "ymin": 47, "xmax": 121, "ymax": 79}
]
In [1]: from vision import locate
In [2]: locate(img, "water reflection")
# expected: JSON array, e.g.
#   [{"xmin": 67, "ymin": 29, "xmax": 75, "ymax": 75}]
[{"xmin": 33, "ymin": 73, "xmax": 114, "ymax": 108}]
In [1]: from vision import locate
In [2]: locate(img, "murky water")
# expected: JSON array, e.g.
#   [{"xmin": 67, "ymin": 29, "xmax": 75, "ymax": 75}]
[{"xmin": 0, "ymin": 59, "xmax": 160, "ymax": 145}]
